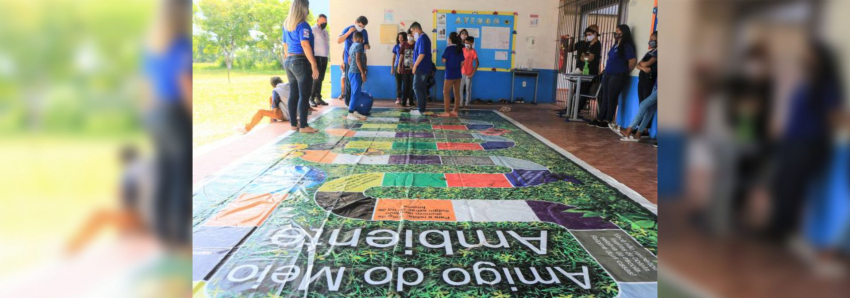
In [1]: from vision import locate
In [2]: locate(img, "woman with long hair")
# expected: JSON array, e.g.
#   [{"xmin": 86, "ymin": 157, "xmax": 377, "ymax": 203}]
[
  {"xmin": 590, "ymin": 24, "xmax": 637, "ymax": 129},
  {"xmin": 392, "ymin": 31, "xmax": 407, "ymax": 105},
  {"xmin": 282, "ymin": 0, "xmax": 319, "ymax": 133}
]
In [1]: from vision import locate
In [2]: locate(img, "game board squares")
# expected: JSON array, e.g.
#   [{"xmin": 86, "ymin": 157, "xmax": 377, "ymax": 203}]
[
  {"xmin": 394, "ymin": 132, "xmax": 435, "ymax": 138},
  {"xmin": 525, "ymin": 201, "xmax": 619, "ymax": 230},
  {"xmin": 382, "ymin": 172, "xmax": 448, "ymax": 187},
  {"xmin": 490, "ymin": 156, "xmax": 548, "ymax": 170},
  {"xmin": 203, "ymin": 193, "xmax": 288, "ymax": 227},
  {"xmin": 437, "ymin": 142, "xmax": 484, "ymax": 151},
  {"xmin": 193, "ymin": 247, "xmax": 231, "ymax": 281},
  {"xmin": 360, "ymin": 123, "xmax": 398, "ymax": 129},
  {"xmin": 391, "ymin": 141, "xmax": 437, "ymax": 150},
  {"xmin": 387, "ymin": 154, "xmax": 442, "ymax": 165},
  {"xmin": 357, "ymin": 154, "xmax": 390, "ymax": 165},
  {"xmin": 353, "ymin": 131, "xmax": 397, "ymax": 138},
  {"xmin": 480, "ymin": 141, "xmax": 515, "ymax": 150},
  {"xmin": 437, "ymin": 132, "xmax": 475, "ymax": 139},
  {"xmin": 193, "ymin": 226, "xmax": 254, "ymax": 249},
  {"xmin": 432, "ymin": 124, "xmax": 469, "ymax": 131},
  {"xmin": 441, "ymin": 155, "xmax": 496, "ymax": 166},
  {"xmin": 301, "ymin": 150, "xmax": 338, "ymax": 163},
  {"xmin": 346, "ymin": 141, "xmax": 393, "ymax": 150},
  {"xmin": 466, "ymin": 124, "xmax": 494, "ymax": 130},
  {"xmin": 445, "ymin": 173, "xmax": 513, "ymax": 188}
]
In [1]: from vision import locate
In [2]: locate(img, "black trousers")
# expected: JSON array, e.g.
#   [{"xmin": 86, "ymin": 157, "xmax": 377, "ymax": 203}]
[
  {"xmin": 400, "ymin": 73, "xmax": 413, "ymax": 105},
  {"xmin": 344, "ymin": 64, "xmax": 351, "ymax": 106},
  {"xmin": 597, "ymin": 73, "xmax": 629, "ymax": 123},
  {"xmin": 148, "ymin": 103, "xmax": 191, "ymax": 246},
  {"xmin": 395, "ymin": 73, "xmax": 403, "ymax": 99},
  {"xmin": 637, "ymin": 71, "xmax": 656, "ymax": 103},
  {"xmin": 310, "ymin": 56, "xmax": 328, "ymax": 100},
  {"xmin": 768, "ymin": 139, "xmax": 830, "ymax": 241}
]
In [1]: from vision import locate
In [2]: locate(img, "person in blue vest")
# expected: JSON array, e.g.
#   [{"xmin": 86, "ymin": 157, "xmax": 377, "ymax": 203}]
[
  {"xmin": 337, "ymin": 16, "xmax": 370, "ymax": 106},
  {"xmin": 590, "ymin": 24, "xmax": 637, "ymax": 129},
  {"xmin": 409, "ymin": 22, "xmax": 434, "ymax": 115}
]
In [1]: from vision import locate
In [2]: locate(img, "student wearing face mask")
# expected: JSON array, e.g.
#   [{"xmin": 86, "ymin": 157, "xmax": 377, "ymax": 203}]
[
  {"xmin": 573, "ymin": 27, "xmax": 602, "ymax": 113},
  {"xmin": 309, "ymin": 14, "xmax": 330, "ymax": 107},
  {"xmin": 590, "ymin": 24, "xmax": 637, "ymax": 129},
  {"xmin": 338, "ymin": 16, "xmax": 370, "ymax": 106},
  {"xmin": 636, "ymin": 31, "xmax": 658, "ymax": 104}
]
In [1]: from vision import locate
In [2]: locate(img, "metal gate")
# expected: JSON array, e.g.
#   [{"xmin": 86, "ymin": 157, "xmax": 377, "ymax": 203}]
[{"xmin": 553, "ymin": 0, "xmax": 627, "ymax": 115}]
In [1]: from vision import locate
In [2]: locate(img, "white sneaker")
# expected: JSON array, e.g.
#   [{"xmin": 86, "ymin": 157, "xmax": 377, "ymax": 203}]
[
  {"xmin": 234, "ymin": 126, "xmax": 248, "ymax": 135},
  {"xmin": 352, "ymin": 111, "xmax": 367, "ymax": 120},
  {"xmin": 620, "ymin": 136, "xmax": 639, "ymax": 142},
  {"xmin": 410, "ymin": 110, "xmax": 421, "ymax": 116},
  {"xmin": 346, "ymin": 113, "xmax": 361, "ymax": 120}
]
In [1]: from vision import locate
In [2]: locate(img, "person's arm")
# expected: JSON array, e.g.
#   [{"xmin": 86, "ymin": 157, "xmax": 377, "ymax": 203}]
[
  {"xmin": 356, "ymin": 52, "xmax": 366, "ymax": 82},
  {"xmin": 363, "ymin": 32, "xmax": 371, "ymax": 50},
  {"xmin": 337, "ymin": 27, "xmax": 354, "ymax": 44},
  {"xmin": 302, "ymin": 40, "xmax": 319, "ymax": 79},
  {"xmin": 282, "ymin": 43, "xmax": 288, "ymax": 60},
  {"xmin": 628, "ymin": 58, "xmax": 637, "ymax": 72},
  {"xmin": 391, "ymin": 50, "xmax": 397, "ymax": 75},
  {"xmin": 472, "ymin": 56, "xmax": 479, "ymax": 76},
  {"xmin": 413, "ymin": 54, "xmax": 424, "ymax": 73}
]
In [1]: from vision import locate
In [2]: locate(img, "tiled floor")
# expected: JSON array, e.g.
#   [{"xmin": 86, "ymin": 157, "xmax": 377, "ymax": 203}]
[{"xmin": 193, "ymin": 98, "xmax": 658, "ymax": 204}]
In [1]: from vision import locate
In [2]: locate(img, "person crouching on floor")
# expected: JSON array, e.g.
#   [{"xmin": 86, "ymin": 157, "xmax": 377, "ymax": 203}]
[
  {"xmin": 235, "ymin": 76, "xmax": 316, "ymax": 134},
  {"xmin": 346, "ymin": 31, "xmax": 369, "ymax": 120}
]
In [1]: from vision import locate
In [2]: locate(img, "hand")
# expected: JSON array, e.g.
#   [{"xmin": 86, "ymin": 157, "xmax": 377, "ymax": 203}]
[
  {"xmin": 361, "ymin": 73, "xmax": 366, "ymax": 82},
  {"xmin": 340, "ymin": 64, "xmax": 344, "ymax": 71},
  {"xmin": 391, "ymin": 67, "xmax": 395, "ymax": 75},
  {"xmin": 412, "ymin": 65, "xmax": 418, "ymax": 74},
  {"xmin": 312, "ymin": 66, "xmax": 319, "ymax": 79}
]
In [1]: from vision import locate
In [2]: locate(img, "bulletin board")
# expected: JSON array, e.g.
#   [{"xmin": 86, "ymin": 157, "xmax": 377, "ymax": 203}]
[
  {"xmin": 432, "ymin": 10, "xmax": 517, "ymax": 72},
  {"xmin": 380, "ymin": 24, "xmax": 399, "ymax": 44}
]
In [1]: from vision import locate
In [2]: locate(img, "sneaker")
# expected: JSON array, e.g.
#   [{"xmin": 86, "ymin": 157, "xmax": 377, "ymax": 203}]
[
  {"xmin": 317, "ymin": 98, "xmax": 329, "ymax": 105},
  {"xmin": 299, "ymin": 127, "xmax": 318, "ymax": 133},
  {"xmin": 352, "ymin": 111, "xmax": 368, "ymax": 120},
  {"xmin": 234, "ymin": 126, "xmax": 248, "ymax": 135},
  {"xmin": 346, "ymin": 113, "xmax": 362, "ymax": 120},
  {"xmin": 410, "ymin": 110, "xmax": 421, "ymax": 116},
  {"xmin": 595, "ymin": 121, "xmax": 608, "ymax": 128},
  {"xmin": 620, "ymin": 136, "xmax": 639, "ymax": 142},
  {"xmin": 309, "ymin": 98, "xmax": 318, "ymax": 108},
  {"xmin": 587, "ymin": 120, "xmax": 598, "ymax": 126}
]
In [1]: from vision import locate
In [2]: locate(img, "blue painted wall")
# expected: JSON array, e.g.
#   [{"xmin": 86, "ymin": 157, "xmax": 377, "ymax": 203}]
[
  {"xmin": 330, "ymin": 65, "xmax": 558, "ymax": 104},
  {"xmin": 614, "ymin": 76, "xmax": 657, "ymax": 138}
]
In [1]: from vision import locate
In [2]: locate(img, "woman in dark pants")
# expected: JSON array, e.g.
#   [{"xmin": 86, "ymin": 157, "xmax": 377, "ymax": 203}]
[
  {"xmin": 282, "ymin": 0, "xmax": 319, "ymax": 133},
  {"xmin": 589, "ymin": 24, "xmax": 637, "ymax": 128}
]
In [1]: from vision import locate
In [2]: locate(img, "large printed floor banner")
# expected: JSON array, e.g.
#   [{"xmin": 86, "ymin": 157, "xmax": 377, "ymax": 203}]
[{"xmin": 193, "ymin": 108, "xmax": 658, "ymax": 298}]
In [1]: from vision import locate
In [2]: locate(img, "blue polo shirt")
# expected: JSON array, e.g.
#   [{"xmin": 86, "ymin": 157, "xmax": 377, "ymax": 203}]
[
  {"xmin": 143, "ymin": 35, "xmax": 192, "ymax": 103},
  {"xmin": 283, "ymin": 21, "xmax": 314, "ymax": 55},
  {"xmin": 341, "ymin": 25, "xmax": 369, "ymax": 64},
  {"xmin": 604, "ymin": 43, "xmax": 636, "ymax": 74},
  {"xmin": 441, "ymin": 45, "xmax": 465, "ymax": 80},
  {"xmin": 413, "ymin": 33, "xmax": 433, "ymax": 74},
  {"xmin": 392, "ymin": 44, "xmax": 400, "ymax": 68}
]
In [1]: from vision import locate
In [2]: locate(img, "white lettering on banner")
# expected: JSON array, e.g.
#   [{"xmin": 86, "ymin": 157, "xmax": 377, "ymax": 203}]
[
  {"xmin": 298, "ymin": 266, "xmax": 347, "ymax": 291},
  {"xmin": 419, "ymin": 230, "xmax": 454, "ymax": 255},
  {"xmin": 442, "ymin": 268, "xmax": 472, "ymax": 286},
  {"xmin": 397, "ymin": 267, "xmax": 424, "ymax": 292},
  {"xmin": 366, "ymin": 229, "xmax": 399, "ymax": 248},
  {"xmin": 364, "ymin": 267, "xmax": 392, "ymax": 285},
  {"xmin": 329, "ymin": 228, "xmax": 361, "ymax": 247},
  {"xmin": 473, "ymin": 261, "xmax": 502, "ymax": 285},
  {"xmin": 513, "ymin": 267, "xmax": 560, "ymax": 285},
  {"xmin": 458, "ymin": 230, "xmax": 508, "ymax": 249},
  {"xmin": 227, "ymin": 264, "xmax": 259, "ymax": 283},
  {"xmin": 554, "ymin": 266, "xmax": 592, "ymax": 289},
  {"xmin": 508, "ymin": 230, "xmax": 548, "ymax": 254},
  {"xmin": 271, "ymin": 265, "xmax": 301, "ymax": 284}
]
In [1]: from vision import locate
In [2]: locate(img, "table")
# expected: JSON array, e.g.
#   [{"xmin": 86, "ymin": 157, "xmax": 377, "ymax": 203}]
[
  {"xmin": 562, "ymin": 74, "xmax": 596, "ymax": 121},
  {"xmin": 511, "ymin": 69, "xmax": 540, "ymax": 104}
]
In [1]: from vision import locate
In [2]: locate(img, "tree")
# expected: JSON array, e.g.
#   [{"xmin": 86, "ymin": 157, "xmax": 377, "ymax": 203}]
[
  {"xmin": 252, "ymin": 0, "xmax": 314, "ymax": 70},
  {"xmin": 195, "ymin": 0, "xmax": 254, "ymax": 83}
]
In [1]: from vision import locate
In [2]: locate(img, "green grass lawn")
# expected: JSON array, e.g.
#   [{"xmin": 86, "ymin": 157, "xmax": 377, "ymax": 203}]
[{"xmin": 192, "ymin": 63, "xmax": 333, "ymax": 149}]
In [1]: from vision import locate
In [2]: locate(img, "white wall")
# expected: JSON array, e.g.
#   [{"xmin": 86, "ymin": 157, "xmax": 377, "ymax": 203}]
[
  {"xmin": 625, "ymin": 0, "xmax": 656, "ymax": 77},
  {"xmin": 328, "ymin": 0, "xmax": 560, "ymax": 69}
]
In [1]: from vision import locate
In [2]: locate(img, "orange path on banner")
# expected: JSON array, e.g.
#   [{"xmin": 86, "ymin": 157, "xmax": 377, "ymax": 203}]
[
  {"xmin": 204, "ymin": 193, "xmax": 287, "ymax": 227},
  {"xmin": 372, "ymin": 199, "xmax": 456, "ymax": 221},
  {"xmin": 300, "ymin": 150, "xmax": 337, "ymax": 163},
  {"xmin": 445, "ymin": 173, "xmax": 513, "ymax": 188},
  {"xmin": 437, "ymin": 142, "xmax": 484, "ymax": 151}
]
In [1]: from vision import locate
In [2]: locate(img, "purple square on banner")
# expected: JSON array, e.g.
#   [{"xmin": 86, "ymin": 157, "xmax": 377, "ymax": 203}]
[
  {"xmin": 193, "ymin": 248, "xmax": 230, "ymax": 280},
  {"xmin": 480, "ymin": 141, "xmax": 515, "ymax": 150},
  {"xmin": 505, "ymin": 169, "xmax": 582, "ymax": 187},
  {"xmin": 388, "ymin": 155, "xmax": 441, "ymax": 165},
  {"xmin": 525, "ymin": 201, "xmax": 619, "ymax": 230},
  {"xmin": 466, "ymin": 124, "xmax": 494, "ymax": 130},
  {"xmin": 193, "ymin": 226, "xmax": 253, "ymax": 248}
]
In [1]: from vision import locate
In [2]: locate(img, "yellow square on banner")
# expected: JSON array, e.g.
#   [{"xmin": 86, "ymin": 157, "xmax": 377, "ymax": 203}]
[
  {"xmin": 361, "ymin": 123, "xmax": 398, "ymax": 129},
  {"xmin": 318, "ymin": 173, "xmax": 385, "ymax": 192},
  {"xmin": 346, "ymin": 141, "xmax": 392, "ymax": 150}
]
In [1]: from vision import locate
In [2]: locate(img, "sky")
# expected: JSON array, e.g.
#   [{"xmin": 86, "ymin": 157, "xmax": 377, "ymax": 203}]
[{"xmin": 310, "ymin": 0, "xmax": 329, "ymax": 18}]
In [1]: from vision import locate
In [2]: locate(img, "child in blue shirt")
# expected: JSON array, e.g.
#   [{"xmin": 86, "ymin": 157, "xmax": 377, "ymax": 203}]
[
  {"xmin": 346, "ymin": 32, "xmax": 370, "ymax": 120},
  {"xmin": 440, "ymin": 32, "xmax": 465, "ymax": 117}
]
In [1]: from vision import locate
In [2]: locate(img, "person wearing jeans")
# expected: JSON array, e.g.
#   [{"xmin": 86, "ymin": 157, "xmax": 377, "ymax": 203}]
[
  {"xmin": 282, "ymin": 0, "xmax": 319, "ymax": 133},
  {"xmin": 409, "ymin": 22, "xmax": 433, "ymax": 114},
  {"xmin": 589, "ymin": 24, "xmax": 637, "ymax": 128},
  {"xmin": 621, "ymin": 85, "xmax": 657, "ymax": 141}
]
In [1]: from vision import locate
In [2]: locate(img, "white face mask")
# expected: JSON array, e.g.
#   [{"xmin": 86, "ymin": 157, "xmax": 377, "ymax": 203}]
[
  {"xmin": 586, "ymin": 35, "xmax": 595, "ymax": 42},
  {"xmin": 407, "ymin": 36, "xmax": 414, "ymax": 42},
  {"xmin": 355, "ymin": 25, "xmax": 364, "ymax": 32},
  {"xmin": 465, "ymin": 44, "xmax": 472, "ymax": 49},
  {"xmin": 414, "ymin": 32, "xmax": 420, "ymax": 40}
]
